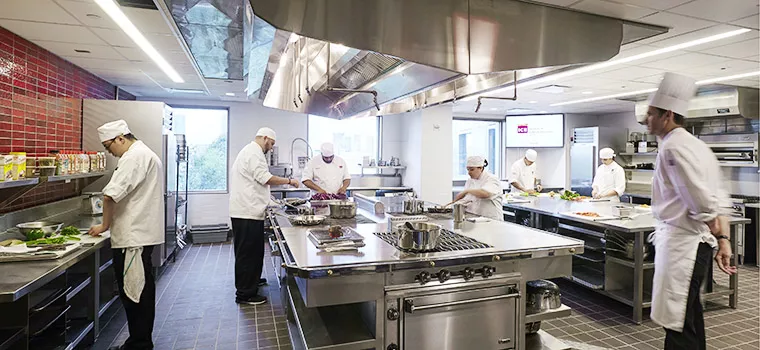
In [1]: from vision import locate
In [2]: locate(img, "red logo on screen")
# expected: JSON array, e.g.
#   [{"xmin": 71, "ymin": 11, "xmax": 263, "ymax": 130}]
[{"xmin": 517, "ymin": 124, "xmax": 529, "ymax": 134}]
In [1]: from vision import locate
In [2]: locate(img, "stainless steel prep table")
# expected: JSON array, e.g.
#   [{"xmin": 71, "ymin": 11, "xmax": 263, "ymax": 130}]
[
  {"xmin": 268, "ymin": 196, "xmax": 585, "ymax": 350},
  {"xmin": 269, "ymin": 186, "xmax": 413, "ymax": 198},
  {"xmin": 503, "ymin": 196, "xmax": 750, "ymax": 324}
]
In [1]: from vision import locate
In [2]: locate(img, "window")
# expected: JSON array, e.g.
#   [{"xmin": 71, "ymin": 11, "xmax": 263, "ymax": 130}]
[
  {"xmin": 452, "ymin": 119, "xmax": 502, "ymax": 180},
  {"xmin": 308, "ymin": 115, "xmax": 379, "ymax": 175},
  {"xmin": 173, "ymin": 107, "xmax": 229, "ymax": 192}
]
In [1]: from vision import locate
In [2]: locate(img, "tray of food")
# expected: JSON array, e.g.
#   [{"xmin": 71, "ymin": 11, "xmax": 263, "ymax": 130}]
[{"xmin": 561, "ymin": 211, "xmax": 618, "ymax": 222}]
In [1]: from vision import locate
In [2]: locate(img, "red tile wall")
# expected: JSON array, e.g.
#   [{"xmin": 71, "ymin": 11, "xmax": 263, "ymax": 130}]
[{"xmin": 0, "ymin": 26, "xmax": 127, "ymax": 213}]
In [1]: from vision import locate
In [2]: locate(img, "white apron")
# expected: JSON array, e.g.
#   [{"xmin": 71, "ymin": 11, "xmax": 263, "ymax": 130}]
[{"xmin": 648, "ymin": 224, "xmax": 712, "ymax": 332}]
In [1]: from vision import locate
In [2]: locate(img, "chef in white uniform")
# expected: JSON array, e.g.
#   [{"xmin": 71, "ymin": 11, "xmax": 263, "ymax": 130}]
[
  {"xmin": 643, "ymin": 72, "xmax": 735, "ymax": 350},
  {"xmin": 229, "ymin": 127, "xmax": 300, "ymax": 306},
  {"xmin": 88, "ymin": 120, "xmax": 164, "ymax": 350},
  {"xmin": 447, "ymin": 156, "xmax": 504, "ymax": 221},
  {"xmin": 301, "ymin": 142, "xmax": 351, "ymax": 194},
  {"xmin": 510, "ymin": 149, "xmax": 541, "ymax": 193},
  {"xmin": 591, "ymin": 148, "xmax": 626, "ymax": 202}
]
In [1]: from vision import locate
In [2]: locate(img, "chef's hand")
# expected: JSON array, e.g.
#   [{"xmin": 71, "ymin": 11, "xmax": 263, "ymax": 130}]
[
  {"xmin": 88, "ymin": 224, "xmax": 107, "ymax": 237},
  {"xmin": 289, "ymin": 179, "xmax": 301, "ymax": 188},
  {"xmin": 592, "ymin": 190, "xmax": 599, "ymax": 199},
  {"xmin": 337, "ymin": 187, "xmax": 347, "ymax": 194},
  {"xmin": 536, "ymin": 185, "xmax": 543, "ymax": 193},
  {"xmin": 715, "ymin": 240, "xmax": 737, "ymax": 275}
]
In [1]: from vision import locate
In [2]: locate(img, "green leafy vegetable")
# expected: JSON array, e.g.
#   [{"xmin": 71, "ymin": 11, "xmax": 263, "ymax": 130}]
[
  {"xmin": 25, "ymin": 235, "xmax": 80, "ymax": 246},
  {"xmin": 559, "ymin": 190, "xmax": 580, "ymax": 201},
  {"xmin": 25, "ymin": 229, "xmax": 45, "ymax": 241},
  {"xmin": 60, "ymin": 226, "xmax": 81, "ymax": 236}
]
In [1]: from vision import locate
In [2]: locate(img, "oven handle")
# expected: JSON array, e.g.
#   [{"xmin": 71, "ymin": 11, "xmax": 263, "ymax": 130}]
[{"xmin": 404, "ymin": 293, "xmax": 520, "ymax": 314}]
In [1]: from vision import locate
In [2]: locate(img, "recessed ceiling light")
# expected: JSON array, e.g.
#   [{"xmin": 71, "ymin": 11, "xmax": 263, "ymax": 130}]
[
  {"xmin": 528, "ymin": 100, "xmax": 537, "ymax": 104},
  {"xmin": 94, "ymin": 0, "xmax": 184, "ymax": 83},
  {"xmin": 225, "ymin": 92, "xmax": 235, "ymax": 96},
  {"xmin": 74, "ymin": 49, "xmax": 91, "ymax": 54},
  {"xmin": 581, "ymin": 91, "xmax": 593, "ymax": 95},
  {"xmin": 479, "ymin": 28, "xmax": 751, "ymax": 97},
  {"xmin": 539, "ymin": 110, "xmax": 548, "ymax": 113},
  {"xmin": 489, "ymin": 107, "xmax": 499, "ymax": 111}
]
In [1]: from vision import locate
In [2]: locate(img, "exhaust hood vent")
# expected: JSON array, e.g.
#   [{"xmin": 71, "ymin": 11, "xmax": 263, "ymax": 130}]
[
  {"xmin": 118, "ymin": 0, "xmax": 158, "ymax": 10},
  {"xmin": 635, "ymin": 87, "xmax": 759, "ymax": 120}
]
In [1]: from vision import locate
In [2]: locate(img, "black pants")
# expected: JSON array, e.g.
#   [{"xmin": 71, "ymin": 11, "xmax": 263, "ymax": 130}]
[
  {"xmin": 113, "ymin": 245, "xmax": 156, "ymax": 350},
  {"xmin": 664, "ymin": 242, "xmax": 712, "ymax": 350},
  {"xmin": 231, "ymin": 218, "xmax": 265, "ymax": 298}
]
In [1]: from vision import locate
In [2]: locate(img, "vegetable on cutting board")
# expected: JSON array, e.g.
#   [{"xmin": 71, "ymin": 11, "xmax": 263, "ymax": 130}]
[
  {"xmin": 25, "ymin": 235, "xmax": 80, "ymax": 246},
  {"xmin": 0, "ymin": 239, "xmax": 24, "ymax": 247},
  {"xmin": 60, "ymin": 225, "xmax": 81, "ymax": 236}
]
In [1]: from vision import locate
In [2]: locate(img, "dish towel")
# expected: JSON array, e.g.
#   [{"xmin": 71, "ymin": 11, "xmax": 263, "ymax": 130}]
[{"xmin": 123, "ymin": 247, "xmax": 145, "ymax": 303}]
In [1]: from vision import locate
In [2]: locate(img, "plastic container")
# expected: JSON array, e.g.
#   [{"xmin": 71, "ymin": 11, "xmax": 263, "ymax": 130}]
[
  {"xmin": 88, "ymin": 152, "xmax": 98, "ymax": 172},
  {"xmin": 9, "ymin": 152, "xmax": 26, "ymax": 179},
  {"xmin": 80, "ymin": 152, "xmax": 89, "ymax": 173},
  {"xmin": 37, "ymin": 166, "xmax": 56, "ymax": 177},
  {"xmin": 26, "ymin": 157, "xmax": 37, "ymax": 167},
  {"xmin": 0, "ymin": 155, "xmax": 9, "ymax": 182},
  {"xmin": 37, "ymin": 156, "xmax": 55, "ymax": 167},
  {"xmin": 55, "ymin": 152, "xmax": 68, "ymax": 176}
]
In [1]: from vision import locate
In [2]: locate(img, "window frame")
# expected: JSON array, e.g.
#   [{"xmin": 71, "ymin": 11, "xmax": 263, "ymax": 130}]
[
  {"xmin": 170, "ymin": 105, "xmax": 231, "ymax": 194},
  {"xmin": 306, "ymin": 115, "xmax": 382, "ymax": 175},
  {"xmin": 451, "ymin": 117, "xmax": 505, "ymax": 181}
]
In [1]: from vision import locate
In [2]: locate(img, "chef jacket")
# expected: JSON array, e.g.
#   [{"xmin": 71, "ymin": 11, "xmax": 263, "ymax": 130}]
[
  {"xmin": 301, "ymin": 156, "xmax": 351, "ymax": 194},
  {"xmin": 652, "ymin": 127, "xmax": 732, "ymax": 238},
  {"xmin": 102, "ymin": 141, "xmax": 164, "ymax": 249},
  {"xmin": 592, "ymin": 161, "xmax": 626, "ymax": 201},
  {"xmin": 463, "ymin": 171, "xmax": 504, "ymax": 221},
  {"xmin": 229, "ymin": 142, "xmax": 274, "ymax": 221},
  {"xmin": 509, "ymin": 158, "xmax": 536, "ymax": 193}
]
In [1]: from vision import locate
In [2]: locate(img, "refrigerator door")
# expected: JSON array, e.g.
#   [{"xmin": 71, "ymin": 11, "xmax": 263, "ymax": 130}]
[{"xmin": 571, "ymin": 144, "xmax": 597, "ymax": 188}]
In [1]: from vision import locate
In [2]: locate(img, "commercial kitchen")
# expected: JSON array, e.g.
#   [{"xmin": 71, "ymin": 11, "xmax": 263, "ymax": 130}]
[{"xmin": 0, "ymin": 1, "xmax": 758, "ymax": 350}]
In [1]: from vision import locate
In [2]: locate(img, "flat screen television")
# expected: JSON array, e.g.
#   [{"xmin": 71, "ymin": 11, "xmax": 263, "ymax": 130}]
[{"xmin": 505, "ymin": 114, "xmax": 565, "ymax": 148}]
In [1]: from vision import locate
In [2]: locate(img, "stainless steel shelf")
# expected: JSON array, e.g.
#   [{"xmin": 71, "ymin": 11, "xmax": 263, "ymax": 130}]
[
  {"xmin": 45, "ymin": 172, "xmax": 109, "ymax": 182},
  {"xmin": 606, "ymin": 256, "xmax": 655, "ymax": 269},
  {"xmin": 525, "ymin": 304, "xmax": 572, "ymax": 323},
  {"xmin": 602, "ymin": 289, "xmax": 652, "ymax": 308},
  {"xmin": 0, "ymin": 178, "xmax": 39, "ymax": 189},
  {"xmin": 704, "ymin": 284, "xmax": 735, "ymax": 300},
  {"xmin": 619, "ymin": 152, "xmax": 658, "ymax": 156},
  {"xmin": 98, "ymin": 295, "xmax": 119, "ymax": 318},
  {"xmin": 623, "ymin": 169, "xmax": 655, "ymax": 172},
  {"xmin": 360, "ymin": 166, "xmax": 406, "ymax": 169}
]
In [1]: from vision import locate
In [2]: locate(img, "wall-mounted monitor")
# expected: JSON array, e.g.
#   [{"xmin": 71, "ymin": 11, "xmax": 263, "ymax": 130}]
[{"xmin": 505, "ymin": 114, "xmax": 565, "ymax": 148}]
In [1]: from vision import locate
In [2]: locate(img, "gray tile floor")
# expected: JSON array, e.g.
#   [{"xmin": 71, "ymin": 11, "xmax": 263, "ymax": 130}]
[{"xmin": 95, "ymin": 242, "xmax": 760, "ymax": 350}]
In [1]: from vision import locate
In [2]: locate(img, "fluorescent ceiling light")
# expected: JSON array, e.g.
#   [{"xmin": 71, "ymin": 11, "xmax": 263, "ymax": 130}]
[
  {"xmin": 696, "ymin": 71, "xmax": 760, "ymax": 85},
  {"xmin": 167, "ymin": 88, "xmax": 205, "ymax": 94},
  {"xmin": 94, "ymin": 0, "xmax": 184, "ymax": 83},
  {"xmin": 225, "ymin": 92, "xmax": 235, "ymax": 96},
  {"xmin": 553, "ymin": 70, "xmax": 760, "ymax": 107},
  {"xmin": 528, "ymin": 100, "xmax": 537, "ymax": 104},
  {"xmin": 582, "ymin": 91, "xmax": 593, "ymax": 95},
  {"xmin": 480, "ymin": 28, "xmax": 751, "ymax": 97},
  {"xmin": 551, "ymin": 88, "xmax": 658, "ymax": 107},
  {"xmin": 507, "ymin": 108, "xmax": 533, "ymax": 113}
]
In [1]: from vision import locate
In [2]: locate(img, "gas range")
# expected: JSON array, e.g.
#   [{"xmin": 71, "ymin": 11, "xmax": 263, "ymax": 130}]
[{"xmin": 374, "ymin": 229, "xmax": 492, "ymax": 252}]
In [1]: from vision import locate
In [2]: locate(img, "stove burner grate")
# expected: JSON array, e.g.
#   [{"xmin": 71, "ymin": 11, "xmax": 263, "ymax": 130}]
[{"xmin": 373, "ymin": 230, "xmax": 492, "ymax": 252}]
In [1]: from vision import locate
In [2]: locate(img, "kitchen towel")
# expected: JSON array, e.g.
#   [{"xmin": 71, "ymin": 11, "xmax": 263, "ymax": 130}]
[{"xmin": 123, "ymin": 247, "xmax": 145, "ymax": 303}]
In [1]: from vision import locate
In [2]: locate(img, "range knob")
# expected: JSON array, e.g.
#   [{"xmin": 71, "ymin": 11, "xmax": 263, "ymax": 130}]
[
  {"xmin": 416, "ymin": 271, "xmax": 431, "ymax": 284},
  {"xmin": 482, "ymin": 265, "xmax": 496, "ymax": 278},
  {"xmin": 463, "ymin": 267, "xmax": 475, "ymax": 280},
  {"xmin": 437, "ymin": 269, "xmax": 451, "ymax": 283},
  {"xmin": 387, "ymin": 308, "xmax": 400, "ymax": 320}
]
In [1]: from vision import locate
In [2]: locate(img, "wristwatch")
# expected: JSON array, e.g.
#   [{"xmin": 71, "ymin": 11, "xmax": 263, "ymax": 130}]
[{"xmin": 716, "ymin": 235, "xmax": 730, "ymax": 241}]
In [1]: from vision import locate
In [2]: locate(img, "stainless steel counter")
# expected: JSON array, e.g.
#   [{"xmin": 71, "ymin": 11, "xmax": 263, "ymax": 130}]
[{"xmin": 270, "ymin": 186, "xmax": 413, "ymax": 192}]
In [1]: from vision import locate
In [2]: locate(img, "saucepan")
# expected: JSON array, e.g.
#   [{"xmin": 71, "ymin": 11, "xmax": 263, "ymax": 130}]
[
  {"xmin": 396, "ymin": 222, "xmax": 442, "ymax": 252},
  {"xmin": 403, "ymin": 199, "xmax": 424, "ymax": 215},
  {"xmin": 329, "ymin": 201, "xmax": 357, "ymax": 219},
  {"xmin": 526, "ymin": 280, "xmax": 562, "ymax": 314}
]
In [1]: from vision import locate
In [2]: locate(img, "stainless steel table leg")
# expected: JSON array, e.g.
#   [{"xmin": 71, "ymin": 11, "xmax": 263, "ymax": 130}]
[
  {"xmin": 633, "ymin": 231, "xmax": 645, "ymax": 324},
  {"xmin": 729, "ymin": 224, "xmax": 738, "ymax": 308}
]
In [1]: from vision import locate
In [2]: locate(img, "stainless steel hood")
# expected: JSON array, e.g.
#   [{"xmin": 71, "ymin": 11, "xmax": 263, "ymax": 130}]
[
  {"xmin": 249, "ymin": 0, "xmax": 668, "ymax": 118},
  {"xmin": 635, "ymin": 87, "xmax": 760, "ymax": 120}
]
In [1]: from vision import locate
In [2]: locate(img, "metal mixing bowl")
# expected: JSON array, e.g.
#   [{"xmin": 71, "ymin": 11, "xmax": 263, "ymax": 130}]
[{"xmin": 16, "ymin": 221, "xmax": 63, "ymax": 237}]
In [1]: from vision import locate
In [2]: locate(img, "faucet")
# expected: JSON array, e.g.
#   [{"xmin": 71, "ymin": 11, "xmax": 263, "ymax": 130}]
[{"xmin": 290, "ymin": 138, "xmax": 313, "ymax": 178}]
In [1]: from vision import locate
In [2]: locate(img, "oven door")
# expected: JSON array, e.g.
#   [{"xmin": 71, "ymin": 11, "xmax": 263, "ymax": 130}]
[{"xmin": 386, "ymin": 276, "xmax": 521, "ymax": 350}]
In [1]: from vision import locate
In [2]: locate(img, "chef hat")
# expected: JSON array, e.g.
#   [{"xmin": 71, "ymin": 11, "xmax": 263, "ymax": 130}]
[
  {"xmin": 648, "ymin": 72, "xmax": 696, "ymax": 118},
  {"xmin": 256, "ymin": 127, "xmax": 277, "ymax": 141},
  {"xmin": 98, "ymin": 120, "xmax": 131, "ymax": 142},
  {"xmin": 599, "ymin": 147, "xmax": 615, "ymax": 159},
  {"xmin": 466, "ymin": 156, "xmax": 486, "ymax": 168},
  {"xmin": 321, "ymin": 142, "xmax": 335, "ymax": 157},
  {"xmin": 525, "ymin": 149, "xmax": 538, "ymax": 162}
]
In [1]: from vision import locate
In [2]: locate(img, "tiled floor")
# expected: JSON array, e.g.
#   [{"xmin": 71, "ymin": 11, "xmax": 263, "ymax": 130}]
[{"xmin": 93, "ymin": 243, "xmax": 759, "ymax": 350}]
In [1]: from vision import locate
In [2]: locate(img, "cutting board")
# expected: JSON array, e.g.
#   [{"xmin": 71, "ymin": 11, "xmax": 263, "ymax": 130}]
[
  {"xmin": 0, "ymin": 243, "xmax": 82, "ymax": 263},
  {"xmin": 77, "ymin": 231, "xmax": 110, "ymax": 246},
  {"xmin": 561, "ymin": 212, "xmax": 618, "ymax": 222}
]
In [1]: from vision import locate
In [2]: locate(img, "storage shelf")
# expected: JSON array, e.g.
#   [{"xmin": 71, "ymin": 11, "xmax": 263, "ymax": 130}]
[
  {"xmin": 66, "ymin": 274, "xmax": 91, "ymax": 302},
  {"xmin": 573, "ymin": 250, "xmax": 606, "ymax": 264},
  {"xmin": 606, "ymin": 256, "xmax": 654, "ymax": 269},
  {"xmin": 704, "ymin": 284, "xmax": 735, "ymax": 299},
  {"xmin": 98, "ymin": 295, "xmax": 119, "ymax": 318},
  {"xmin": 360, "ymin": 166, "xmax": 406, "ymax": 170},
  {"xmin": 65, "ymin": 319, "xmax": 93, "ymax": 350},
  {"xmin": 627, "ymin": 181, "xmax": 653, "ymax": 185},
  {"xmin": 525, "ymin": 304, "xmax": 572, "ymax": 323},
  {"xmin": 45, "ymin": 172, "xmax": 108, "ymax": 183},
  {"xmin": 0, "ymin": 328, "xmax": 25, "ymax": 350},
  {"xmin": 619, "ymin": 152, "xmax": 658, "ymax": 156},
  {"xmin": 603, "ymin": 289, "xmax": 652, "ymax": 308},
  {"xmin": 0, "ymin": 178, "xmax": 39, "ymax": 189},
  {"xmin": 567, "ymin": 266, "xmax": 604, "ymax": 290},
  {"xmin": 623, "ymin": 168, "xmax": 655, "ymax": 172},
  {"xmin": 99, "ymin": 259, "xmax": 113, "ymax": 274}
]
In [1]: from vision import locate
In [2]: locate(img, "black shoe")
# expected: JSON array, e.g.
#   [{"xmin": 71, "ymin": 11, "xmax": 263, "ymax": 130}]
[
  {"xmin": 258, "ymin": 278, "xmax": 268, "ymax": 286},
  {"xmin": 236, "ymin": 295, "xmax": 267, "ymax": 305}
]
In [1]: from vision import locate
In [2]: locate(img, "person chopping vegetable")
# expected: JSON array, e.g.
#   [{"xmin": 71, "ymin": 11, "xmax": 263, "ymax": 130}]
[
  {"xmin": 88, "ymin": 120, "xmax": 163, "ymax": 350},
  {"xmin": 230, "ymin": 127, "xmax": 300, "ymax": 305},
  {"xmin": 301, "ymin": 142, "xmax": 351, "ymax": 195},
  {"xmin": 510, "ymin": 149, "xmax": 541, "ymax": 194},
  {"xmin": 591, "ymin": 147, "xmax": 626, "ymax": 202},
  {"xmin": 643, "ymin": 72, "xmax": 734, "ymax": 350},
  {"xmin": 447, "ymin": 156, "xmax": 504, "ymax": 221}
]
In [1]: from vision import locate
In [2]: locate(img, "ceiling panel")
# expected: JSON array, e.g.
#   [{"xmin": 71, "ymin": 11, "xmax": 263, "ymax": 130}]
[
  {"xmin": 668, "ymin": 0, "xmax": 759, "ymax": 23},
  {"xmin": 532, "ymin": 0, "xmax": 581, "ymax": 6},
  {"xmin": 571, "ymin": 0, "xmax": 657, "ymax": 20},
  {"xmin": 702, "ymin": 38, "xmax": 760, "ymax": 60},
  {"xmin": 33, "ymin": 40, "xmax": 124, "ymax": 60},
  {"xmin": 0, "ymin": 20, "xmax": 106, "ymax": 45},
  {"xmin": 122, "ymin": 8, "xmax": 172, "ymax": 35},
  {"xmin": 64, "ymin": 56, "xmax": 134, "ymax": 70},
  {"xmin": 54, "ymin": 0, "xmax": 117, "ymax": 29},
  {"xmin": 678, "ymin": 59, "xmax": 759, "ymax": 77},
  {"xmin": 638, "ymin": 52, "xmax": 727, "ymax": 70},
  {"xmin": 89, "ymin": 28, "xmax": 134, "ymax": 47},
  {"xmin": 744, "ymin": 55, "xmax": 759, "ymax": 62},
  {"xmin": 647, "ymin": 24, "xmax": 760, "ymax": 50},
  {"xmin": 593, "ymin": 65, "xmax": 665, "ymax": 80},
  {"xmin": 636, "ymin": 12, "xmax": 716, "ymax": 44},
  {"xmin": 732, "ymin": 14, "xmax": 760, "ymax": 30},
  {"xmin": 632, "ymin": 73, "xmax": 666, "ymax": 84},
  {"xmin": 611, "ymin": 0, "xmax": 692, "ymax": 11},
  {"xmin": 0, "ymin": 0, "xmax": 80, "ymax": 24}
]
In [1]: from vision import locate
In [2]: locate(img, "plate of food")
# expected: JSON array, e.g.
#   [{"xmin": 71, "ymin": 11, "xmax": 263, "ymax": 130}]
[{"xmin": 561, "ymin": 211, "xmax": 618, "ymax": 221}]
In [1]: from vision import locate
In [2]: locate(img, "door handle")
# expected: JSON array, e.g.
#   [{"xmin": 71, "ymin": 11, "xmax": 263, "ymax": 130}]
[{"xmin": 404, "ymin": 293, "xmax": 520, "ymax": 314}]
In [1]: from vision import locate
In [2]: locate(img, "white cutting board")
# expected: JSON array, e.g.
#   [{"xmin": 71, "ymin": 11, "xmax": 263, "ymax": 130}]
[{"xmin": 561, "ymin": 212, "xmax": 618, "ymax": 222}]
